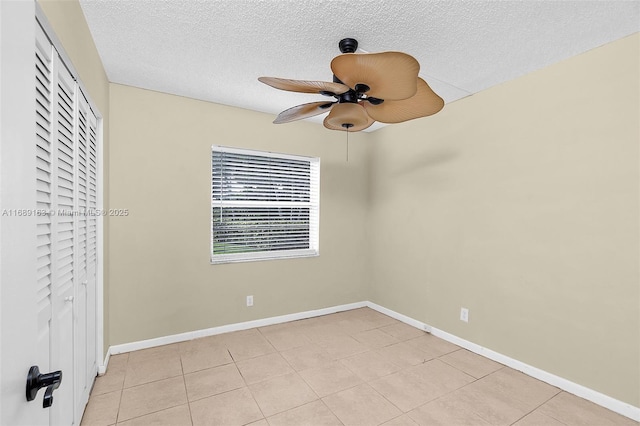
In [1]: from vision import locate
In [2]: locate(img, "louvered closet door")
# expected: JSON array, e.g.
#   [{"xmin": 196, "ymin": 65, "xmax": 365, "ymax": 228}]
[
  {"xmin": 35, "ymin": 22, "xmax": 54, "ymax": 393},
  {"xmin": 75, "ymin": 92, "xmax": 89, "ymax": 411},
  {"xmin": 37, "ymin": 27, "xmax": 101, "ymax": 424},
  {"xmin": 74, "ymin": 90, "xmax": 99, "ymax": 413},
  {"xmin": 50, "ymin": 53, "xmax": 76, "ymax": 426},
  {"xmin": 85, "ymin": 106, "xmax": 99, "ymax": 395}
]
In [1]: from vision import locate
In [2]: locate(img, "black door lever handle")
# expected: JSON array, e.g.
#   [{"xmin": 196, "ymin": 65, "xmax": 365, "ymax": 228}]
[
  {"xmin": 42, "ymin": 383, "xmax": 58, "ymax": 408},
  {"xmin": 26, "ymin": 366, "xmax": 62, "ymax": 408}
]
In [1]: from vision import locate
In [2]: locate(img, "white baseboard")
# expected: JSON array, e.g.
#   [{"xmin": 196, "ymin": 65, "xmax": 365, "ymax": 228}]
[
  {"xmin": 100, "ymin": 300, "xmax": 638, "ymax": 422},
  {"xmin": 98, "ymin": 350, "xmax": 109, "ymax": 376},
  {"xmin": 365, "ymin": 301, "xmax": 640, "ymax": 422},
  {"xmin": 106, "ymin": 301, "xmax": 367, "ymax": 357},
  {"xmin": 366, "ymin": 301, "xmax": 433, "ymax": 333}
]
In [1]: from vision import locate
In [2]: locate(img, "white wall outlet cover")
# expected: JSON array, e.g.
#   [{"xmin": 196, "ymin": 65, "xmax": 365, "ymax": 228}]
[
  {"xmin": 460, "ymin": 307, "xmax": 469, "ymax": 322},
  {"xmin": 246, "ymin": 295, "xmax": 254, "ymax": 307}
]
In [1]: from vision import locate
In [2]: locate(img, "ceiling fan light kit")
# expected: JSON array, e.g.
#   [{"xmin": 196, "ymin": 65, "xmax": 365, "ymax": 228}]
[{"xmin": 259, "ymin": 38, "xmax": 444, "ymax": 132}]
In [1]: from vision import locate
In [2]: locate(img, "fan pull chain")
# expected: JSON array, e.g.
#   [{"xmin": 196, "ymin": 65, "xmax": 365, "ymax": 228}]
[{"xmin": 346, "ymin": 129, "xmax": 349, "ymax": 162}]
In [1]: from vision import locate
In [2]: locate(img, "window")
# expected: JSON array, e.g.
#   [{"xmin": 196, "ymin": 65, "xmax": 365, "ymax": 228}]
[{"xmin": 211, "ymin": 146, "xmax": 320, "ymax": 263}]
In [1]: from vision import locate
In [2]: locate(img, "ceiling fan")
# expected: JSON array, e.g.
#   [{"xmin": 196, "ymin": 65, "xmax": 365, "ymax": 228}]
[{"xmin": 258, "ymin": 38, "xmax": 444, "ymax": 132}]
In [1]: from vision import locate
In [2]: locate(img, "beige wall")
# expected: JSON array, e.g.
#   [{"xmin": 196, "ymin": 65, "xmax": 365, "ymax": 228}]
[
  {"xmin": 108, "ymin": 84, "xmax": 370, "ymax": 344},
  {"xmin": 37, "ymin": 0, "xmax": 112, "ymax": 353},
  {"xmin": 368, "ymin": 34, "xmax": 639, "ymax": 406}
]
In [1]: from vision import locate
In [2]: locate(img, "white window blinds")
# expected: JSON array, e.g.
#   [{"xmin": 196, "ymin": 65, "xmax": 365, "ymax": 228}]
[{"xmin": 211, "ymin": 146, "xmax": 319, "ymax": 264}]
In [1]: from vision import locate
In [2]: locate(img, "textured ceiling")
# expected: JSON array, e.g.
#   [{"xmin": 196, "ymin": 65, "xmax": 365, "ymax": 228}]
[{"xmin": 79, "ymin": 0, "xmax": 639, "ymax": 131}]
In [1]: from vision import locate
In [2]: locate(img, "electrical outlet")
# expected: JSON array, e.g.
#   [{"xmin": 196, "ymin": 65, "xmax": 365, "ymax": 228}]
[
  {"xmin": 460, "ymin": 307, "xmax": 469, "ymax": 323},
  {"xmin": 246, "ymin": 295, "xmax": 254, "ymax": 307}
]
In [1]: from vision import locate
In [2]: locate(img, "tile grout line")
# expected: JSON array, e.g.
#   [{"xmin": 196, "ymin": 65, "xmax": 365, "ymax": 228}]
[
  {"xmin": 116, "ymin": 349, "xmax": 191, "ymax": 424},
  {"xmin": 232, "ymin": 349, "xmax": 269, "ymax": 423},
  {"xmin": 507, "ymin": 389, "xmax": 567, "ymax": 426},
  {"xmin": 113, "ymin": 354, "xmax": 128, "ymax": 425},
  {"xmin": 179, "ymin": 353, "xmax": 196, "ymax": 426},
  {"xmin": 314, "ymin": 397, "xmax": 347, "ymax": 426},
  {"xmin": 431, "ymin": 349, "xmax": 489, "ymax": 383}
]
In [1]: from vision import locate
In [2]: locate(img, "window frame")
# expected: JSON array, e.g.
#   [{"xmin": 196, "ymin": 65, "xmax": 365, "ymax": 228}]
[{"xmin": 210, "ymin": 145, "xmax": 320, "ymax": 264}]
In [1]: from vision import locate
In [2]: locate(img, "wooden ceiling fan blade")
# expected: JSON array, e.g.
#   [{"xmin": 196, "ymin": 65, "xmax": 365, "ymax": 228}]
[
  {"xmin": 363, "ymin": 78, "xmax": 444, "ymax": 124},
  {"xmin": 258, "ymin": 77, "xmax": 350, "ymax": 95},
  {"xmin": 331, "ymin": 52, "xmax": 420, "ymax": 100},
  {"xmin": 323, "ymin": 103, "xmax": 374, "ymax": 132},
  {"xmin": 273, "ymin": 101, "xmax": 335, "ymax": 124}
]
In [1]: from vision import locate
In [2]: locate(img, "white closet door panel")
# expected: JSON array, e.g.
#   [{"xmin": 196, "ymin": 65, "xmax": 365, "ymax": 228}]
[
  {"xmin": 50, "ymin": 55, "xmax": 75, "ymax": 426},
  {"xmin": 35, "ymin": 21, "xmax": 54, "ymax": 379},
  {"xmin": 85, "ymin": 106, "xmax": 99, "ymax": 382},
  {"xmin": 85, "ymin": 107, "xmax": 99, "ymax": 391},
  {"xmin": 75, "ymin": 90, "xmax": 90, "ymax": 409}
]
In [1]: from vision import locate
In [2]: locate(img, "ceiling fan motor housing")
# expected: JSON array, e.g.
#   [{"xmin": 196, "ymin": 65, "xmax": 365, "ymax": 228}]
[
  {"xmin": 338, "ymin": 38, "xmax": 358, "ymax": 53},
  {"xmin": 338, "ymin": 91, "xmax": 358, "ymax": 104}
]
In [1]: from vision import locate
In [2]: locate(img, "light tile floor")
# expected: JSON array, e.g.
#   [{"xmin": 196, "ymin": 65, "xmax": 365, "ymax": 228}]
[{"xmin": 81, "ymin": 308, "xmax": 637, "ymax": 426}]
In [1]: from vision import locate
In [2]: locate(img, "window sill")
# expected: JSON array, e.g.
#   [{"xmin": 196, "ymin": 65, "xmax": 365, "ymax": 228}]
[{"xmin": 210, "ymin": 249, "xmax": 319, "ymax": 265}]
